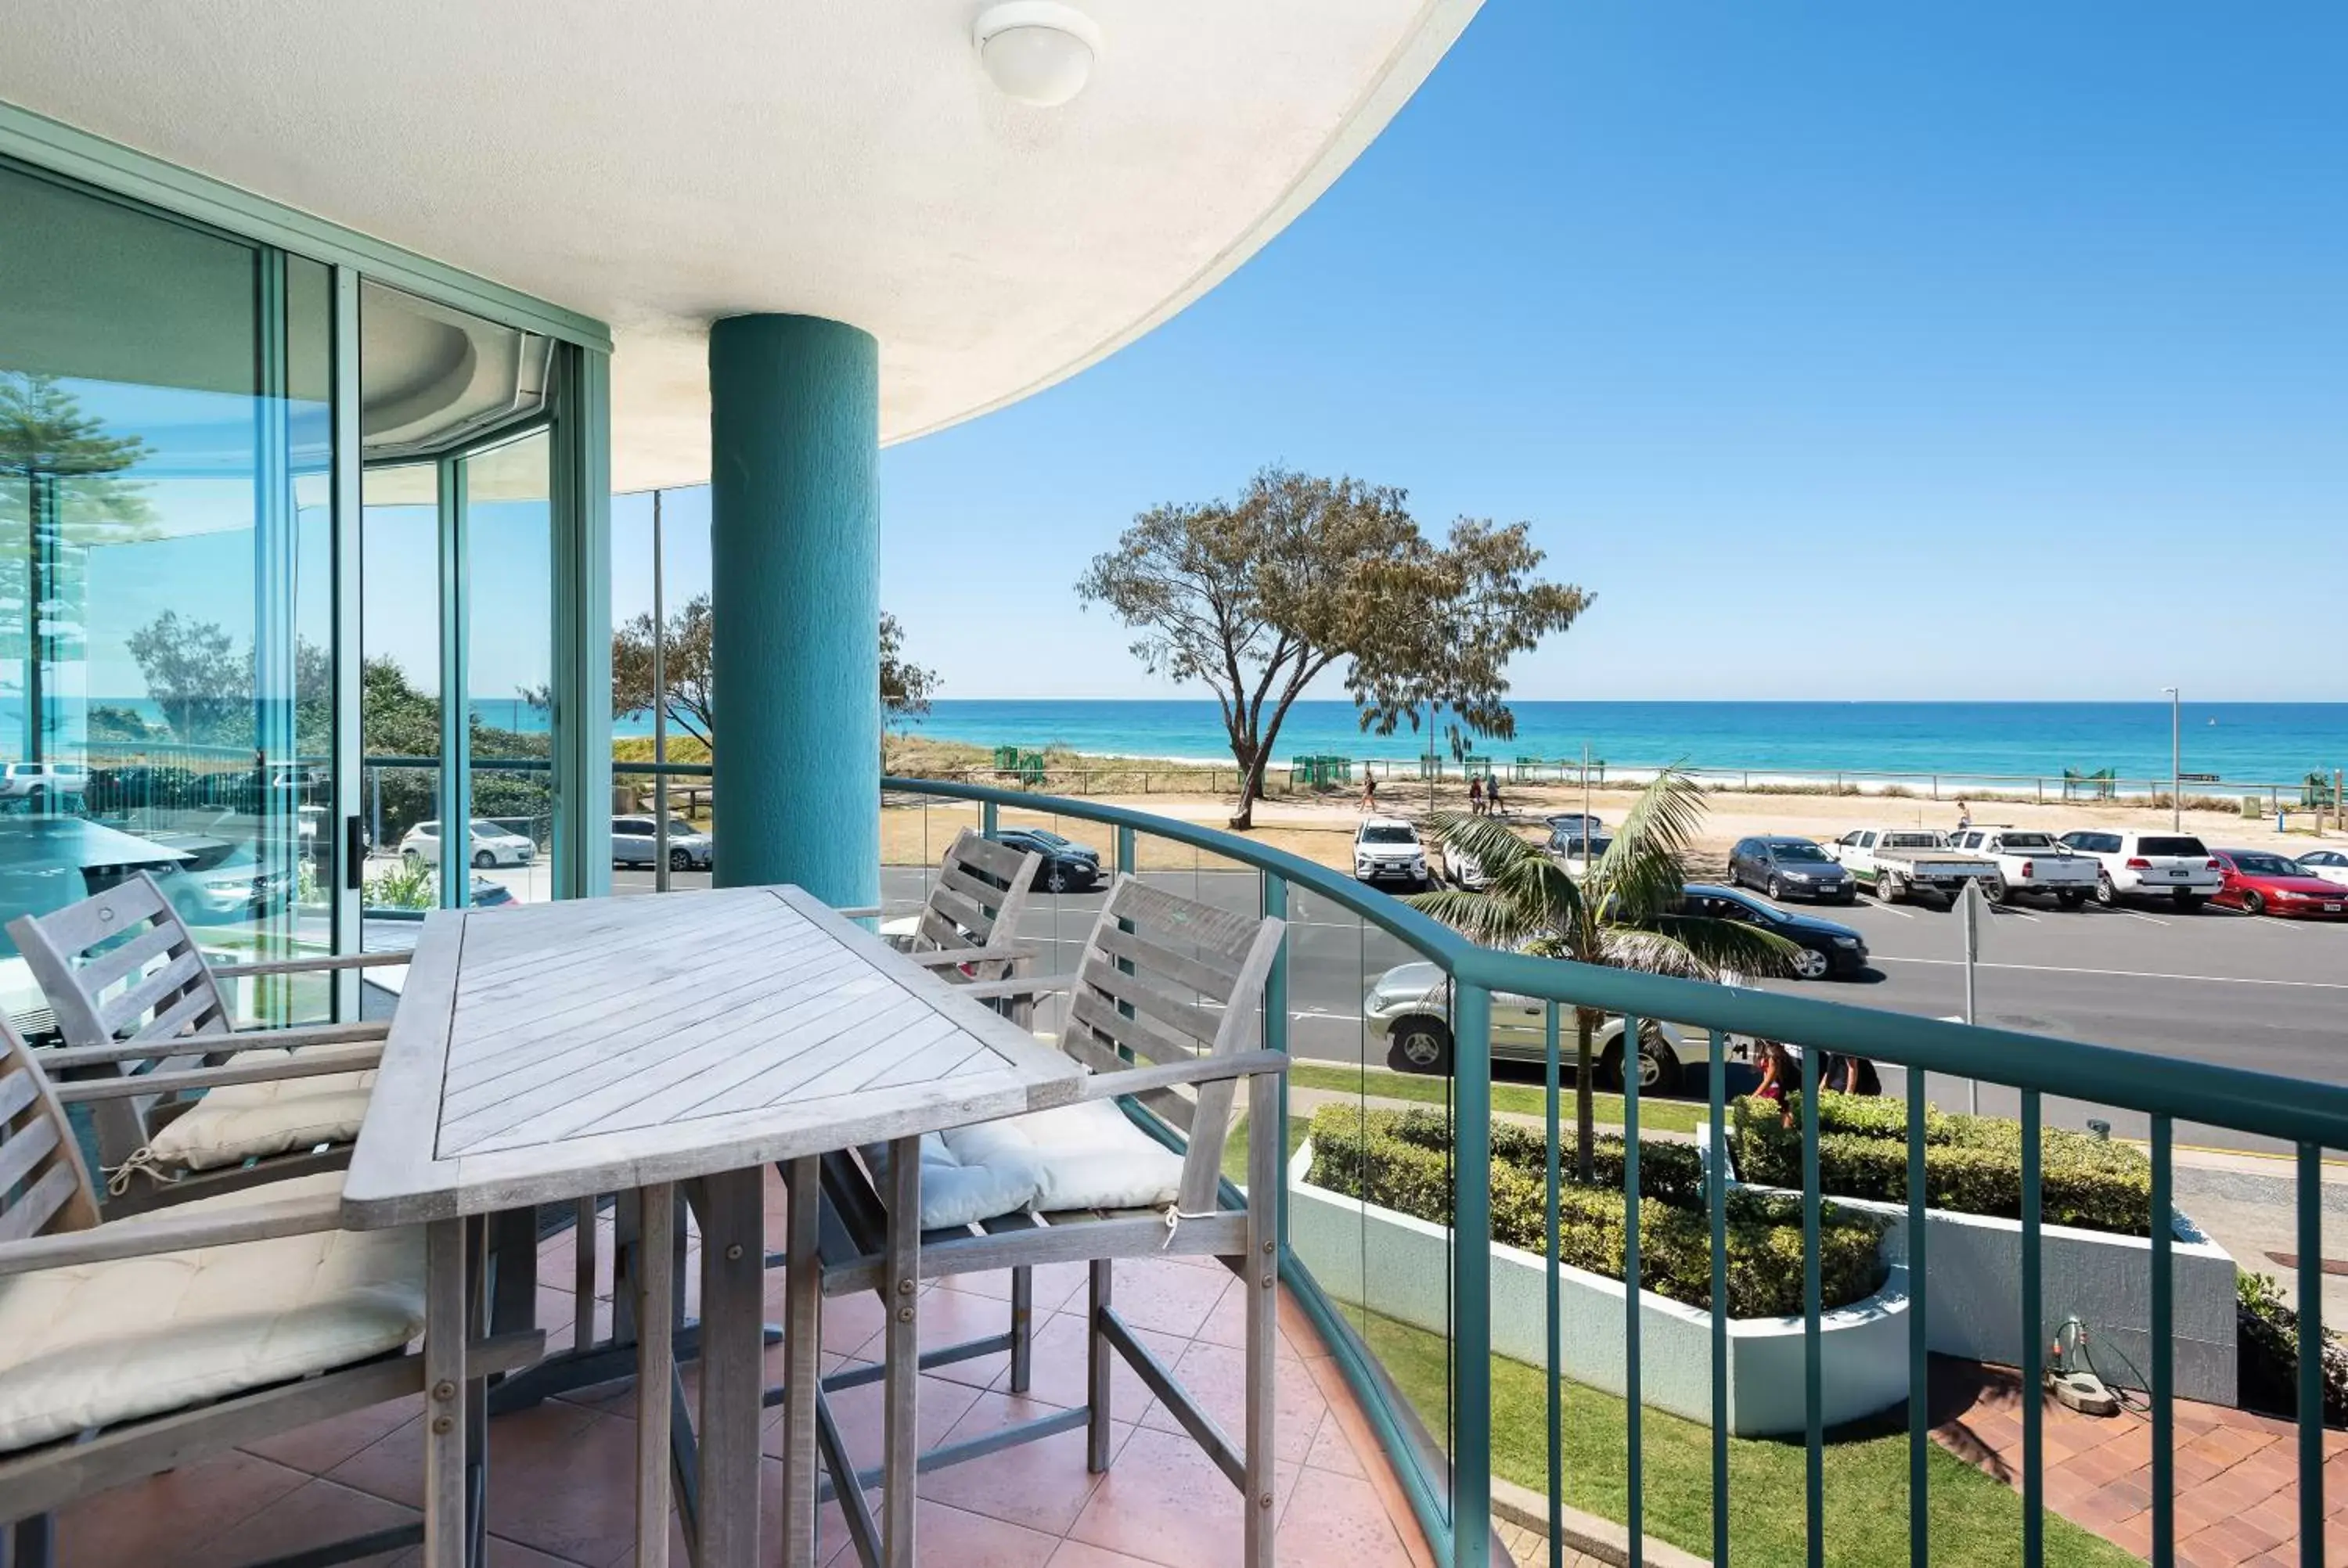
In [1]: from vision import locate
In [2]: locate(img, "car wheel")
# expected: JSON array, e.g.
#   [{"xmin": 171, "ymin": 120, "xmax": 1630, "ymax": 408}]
[
  {"xmin": 1043, "ymin": 864, "xmax": 1071, "ymax": 894},
  {"xmin": 1599, "ymin": 1035, "xmax": 1682, "ymax": 1097},
  {"xmin": 473, "ymin": 849, "xmax": 494, "ymax": 869},
  {"xmin": 1791, "ymin": 947, "xmax": 1831, "ymax": 981},
  {"xmin": 1877, "ymin": 874, "xmax": 1903, "ymax": 904},
  {"xmin": 2244, "ymin": 890, "xmax": 2267, "ymax": 917},
  {"xmin": 2057, "ymin": 890, "xmax": 2087, "ymax": 909},
  {"xmin": 1982, "ymin": 876, "xmax": 2008, "ymax": 905},
  {"xmin": 1766, "ymin": 875, "xmax": 1784, "ymax": 901},
  {"xmin": 1385, "ymin": 1020, "xmax": 1453, "ymax": 1077},
  {"xmin": 671, "ymin": 847, "xmax": 693, "ymax": 872},
  {"xmin": 2172, "ymin": 890, "xmax": 2204, "ymax": 911},
  {"xmin": 2094, "ymin": 872, "xmax": 2116, "ymax": 905},
  {"xmin": 404, "ymin": 848, "xmax": 423, "ymax": 865}
]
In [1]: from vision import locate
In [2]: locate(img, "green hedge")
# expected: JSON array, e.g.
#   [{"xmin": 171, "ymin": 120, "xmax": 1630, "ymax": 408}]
[
  {"xmin": 1304, "ymin": 1104, "xmax": 1886, "ymax": 1318},
  {"xmin": 1730, "ymin": 1092, "xmax": 2155, "ymax": 1236}
]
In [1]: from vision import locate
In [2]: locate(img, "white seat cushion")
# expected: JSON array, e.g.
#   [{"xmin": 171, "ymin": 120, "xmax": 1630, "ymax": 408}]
[
  {"xmin": 143, "ymin": 1051, "xmax": 376, "ymax": 1172},
  {"xmin": 866, "ymin": 1123, "xmax": 1048, "ymax": 1231},
  {"xmin": 933, "ymin": 1096, "xmax": 1186, "ymax": 1219},
  {"xmin": 0, "ymin": 1173, "xmax": 425, "ymax": 1455}
]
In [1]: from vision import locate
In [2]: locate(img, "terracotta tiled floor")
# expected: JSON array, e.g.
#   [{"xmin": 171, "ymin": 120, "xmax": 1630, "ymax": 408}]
[
  {"xmin": 48, "ymin": 1174, "xmax": 1435, "ymax": 1568},
  {"xmin": 1931, "ymin": 1358, "xmax": 2348, "ymax": 1567}
]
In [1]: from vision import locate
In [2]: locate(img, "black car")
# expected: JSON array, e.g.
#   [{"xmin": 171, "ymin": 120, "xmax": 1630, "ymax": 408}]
[
  {"xmin": 1683, "ymin": 883, "xmax": 1868, "ymax": 980},
  {"xmin": 1727, "ymin": 836, "xmax": 1856, "ymax": 903},
  {"xmin": 994, "ymin": 827, "xmax": 1102, "ymax": 893}
]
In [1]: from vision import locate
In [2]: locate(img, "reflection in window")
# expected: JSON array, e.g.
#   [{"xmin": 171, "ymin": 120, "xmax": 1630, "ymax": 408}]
[{"xmin": 0, "ymin": 161, "xmax": 332, "ymax": 1024}]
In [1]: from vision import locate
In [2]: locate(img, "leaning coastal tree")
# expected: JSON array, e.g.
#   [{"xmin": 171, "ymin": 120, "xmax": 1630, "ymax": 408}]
[
  {"xmin": 1407, "ymin": 769, "xmax": 1801, "ymax": 1178},
  {"xmin": 610, "ymin": 595, "xmax": 934, "ymax": 744},
  {"xmin": 1077, "ymin": 467, "xmax": 1585, "ymax": 829}
]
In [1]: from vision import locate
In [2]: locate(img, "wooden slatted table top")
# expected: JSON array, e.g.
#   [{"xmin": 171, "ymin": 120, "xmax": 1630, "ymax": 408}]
[{"xmin": 340, "ymin": 885, "xmax": 1083, "ymax": 1228}]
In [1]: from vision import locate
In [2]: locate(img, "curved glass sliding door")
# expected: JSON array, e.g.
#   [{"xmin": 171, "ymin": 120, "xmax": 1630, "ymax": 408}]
[{"xmin": 0, "ymin": 158, "xmax": 334, "ymax": 1023}]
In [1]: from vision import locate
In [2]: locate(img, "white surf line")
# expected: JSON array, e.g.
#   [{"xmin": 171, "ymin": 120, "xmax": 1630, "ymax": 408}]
[{"xmin": 1878, "ymin": 955, "xmax": 2348, "ymax": 991}]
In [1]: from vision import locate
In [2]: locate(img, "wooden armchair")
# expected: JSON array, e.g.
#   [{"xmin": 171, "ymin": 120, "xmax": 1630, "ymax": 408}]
[
  {"xmin": 7, "ymin": 872, "xmax": 403, "ymax": 1211},
  {"xmin": 0, "ymin": 1016, "xmax": 541, "ymax": 1566},
  {"xmin": 840, "ymin": 829, "xmax": 1042, "ymax": 983},
  {"xmin": 806, "ymin": 876, "xmax": 1290, "ymax": 1566}
]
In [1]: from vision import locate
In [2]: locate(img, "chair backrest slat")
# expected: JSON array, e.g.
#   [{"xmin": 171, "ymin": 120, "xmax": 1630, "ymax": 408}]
[
  {"xmin": 1068, "ymin": 985, "xmax": 1201, "ymax": 1070},
  {"xmin": 0, "ymin": 1017, "xmax": 102, "ymax": 1240},
  {"xmin": 909, "ymin": 830, "xmax": 1043, "ymax": 984},
  {"xmin": 1091, "ymin": 922, "xmax": 1241, "ymax": 997},
  {"xmin": 1057, "ymin": 877, "xmax": 1286, "ymax": 1211},
  {"xmin": 947, "ymin": 832, "xmax": 1032, "ymax": 884},
  {"xmin": 9, "ymin": 872, "xmax": 233, "ymax": 1053},
  {"xmin": 100, "ymin": 947, "xmax": 221, "ymax": 1038},
  {"xmin": 1071, "ymin": 959, "xmax": 1223, "ymax": 1062},
  {"xmin": 6, "ymin": 872, "xmax": 238, "ymax": 1178}
]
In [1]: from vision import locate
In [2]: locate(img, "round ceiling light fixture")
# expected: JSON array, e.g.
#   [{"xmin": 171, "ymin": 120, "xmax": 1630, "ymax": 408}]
[{"xmin": 973, "ymin": 2, "xmax": 1102, "ymax": 108}]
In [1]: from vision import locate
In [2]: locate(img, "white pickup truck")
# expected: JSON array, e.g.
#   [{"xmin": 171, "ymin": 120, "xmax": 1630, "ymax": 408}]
[
  {"xmin": 1947, "ymin": 825, "xmax": 2100, "ymax": 908},
  {"xmin": 1828, "ymin": 827, "xmax": 1999, "ymax": 905}
]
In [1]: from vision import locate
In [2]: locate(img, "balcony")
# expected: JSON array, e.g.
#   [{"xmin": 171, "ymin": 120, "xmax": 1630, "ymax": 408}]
[{"xmin": 14, "ymin": 770, "xmax": 2347, "ymax": 1567}]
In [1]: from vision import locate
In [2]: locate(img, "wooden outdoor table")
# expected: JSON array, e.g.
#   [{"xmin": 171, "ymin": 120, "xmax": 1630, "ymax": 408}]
[{"xmin": 342, "ymin": 884, "xmax": 1084, "ymax": 1568}]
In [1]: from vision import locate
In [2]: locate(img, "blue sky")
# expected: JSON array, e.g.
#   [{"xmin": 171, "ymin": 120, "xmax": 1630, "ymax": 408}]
[{"xmin": 646, "ymin": 2, "xmax": 2348, "ymax": 703}]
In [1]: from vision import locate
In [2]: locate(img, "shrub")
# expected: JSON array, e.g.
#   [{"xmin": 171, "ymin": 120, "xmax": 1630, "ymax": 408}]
[
  {"xmin": 1730, "ymin": 1091, "xmax": 2155, "ymax": 1236},
  {"xmin": 2237, "ymin": 1272, "xmax": 2348, "ymax": 1428},
  {"xmin": 1305, "ymin": 1104, "xmax": 1887, "ymax": 1318}
]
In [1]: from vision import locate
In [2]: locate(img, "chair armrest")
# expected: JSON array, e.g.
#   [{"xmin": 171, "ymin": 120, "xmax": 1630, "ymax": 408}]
[
  {"xmin": 1078, "ymin": 1049, "xmax": 1289, "ymax": 1100},
  {"xmin": 54, "ymin": 1041, "xmax": 384, "ymax": 1104},
  {"xmin": 44, "ymin": 1020, "xmax": 388, "ymax": 1070},
  {"xmin": 0, "ymin": 1188, "xmax": 347, "ymax": 1278},
  {"xmin": 903, "ymin": 943, "xmax": 1035, "ymax": 970},
  {"xmin": 211, "ymin": 951, "xmax": 412, "ymax": 979},
  {"xmin": 950, "ymin": 972, "xmax": 1076, "ymax": 1003}
]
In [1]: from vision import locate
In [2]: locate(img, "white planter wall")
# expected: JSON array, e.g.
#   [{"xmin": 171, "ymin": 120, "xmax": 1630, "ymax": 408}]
[
  {"xmin": 1287, "ymin": 1143, "xmax": 1911, "ymax": 1437},
  {"xmin": 1697, "ymin": 1125, "xmax": 2238, "ymax": 1405}
]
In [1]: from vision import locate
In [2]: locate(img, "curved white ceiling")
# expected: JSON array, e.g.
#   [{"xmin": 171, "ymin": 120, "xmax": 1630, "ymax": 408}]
[{"xmin": 0, "ymin": 0, "xmax": 1481, "ymax": 491}]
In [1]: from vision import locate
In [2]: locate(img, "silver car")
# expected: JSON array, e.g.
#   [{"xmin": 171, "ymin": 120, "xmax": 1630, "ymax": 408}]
[
  {"xmin": 1363, "ymin": 960, "xmax": 1704, "ymax": 1093},
  {"xmin": 612, "ymin": 815, "xmax": 714, "ymax": 871}
]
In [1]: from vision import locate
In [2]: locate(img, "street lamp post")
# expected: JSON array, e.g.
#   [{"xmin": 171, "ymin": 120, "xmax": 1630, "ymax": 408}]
[{"xmin": 2163, "ymin": 686, "xmax": 2181, "ymax": 831}]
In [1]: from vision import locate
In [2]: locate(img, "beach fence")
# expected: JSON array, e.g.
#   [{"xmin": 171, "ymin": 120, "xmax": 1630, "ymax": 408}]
[{"xmin": 605, "ymin": 754, "xmax": 2348, "ymax": 835}]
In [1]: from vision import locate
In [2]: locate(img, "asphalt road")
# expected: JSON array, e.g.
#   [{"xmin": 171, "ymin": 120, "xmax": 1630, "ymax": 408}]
[{"xmin": 593, "ymin": 862, "xmax": 2345, "ymax": 1152}]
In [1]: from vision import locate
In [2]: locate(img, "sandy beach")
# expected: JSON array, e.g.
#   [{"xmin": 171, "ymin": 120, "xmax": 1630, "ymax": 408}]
[{"xmin": 880, "ymin": 771, "xmax": 2334, "ymax": 876}]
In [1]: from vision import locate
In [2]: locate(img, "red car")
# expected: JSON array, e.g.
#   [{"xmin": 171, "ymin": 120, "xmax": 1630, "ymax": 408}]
[{"xmin": 2213, "ymin": 850, "xmax": 2348, "ymax": 919}]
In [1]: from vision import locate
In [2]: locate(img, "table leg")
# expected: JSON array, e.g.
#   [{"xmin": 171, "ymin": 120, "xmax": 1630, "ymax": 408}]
[
  {"xmin": 883, "ymin": 1135, "xmax": 921, "ymax": 1566},
  {"xmin": 697, "ymin": 1167, "xmax": 766, "ymax": 1568},
  {"xmin": 635, "ymin": 1182, "xmax": 676, "ymax": 1568},
  {"xmin": 423, "ymin": 1217, "xmax": 469, "ymax": 1568},
  {"xmin": 779, "ymin": 1156, "xmax": 823, "ymax": 1567}
]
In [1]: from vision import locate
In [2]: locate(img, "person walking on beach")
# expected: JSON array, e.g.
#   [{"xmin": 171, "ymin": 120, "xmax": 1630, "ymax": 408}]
[
  {"xmin": 1468, "ymin": 775, "xmax": 1486, "ymax": 816},
  {"xmin": 1361, "ymin": 775, "xmax": 1377, "ymax": 812},
  {"xmin": 1486, "ymin": 778, "xmax": 1505, "ymax": 819},
  {"xmin": 1955, "ymin": 798, "xmax": 1972, "ymax": 832}
]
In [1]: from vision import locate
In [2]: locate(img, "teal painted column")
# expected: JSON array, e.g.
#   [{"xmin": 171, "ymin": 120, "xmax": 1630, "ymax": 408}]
[{"xmin": 708, "ymin": 315, "xmax": 880, "ymax": 907}]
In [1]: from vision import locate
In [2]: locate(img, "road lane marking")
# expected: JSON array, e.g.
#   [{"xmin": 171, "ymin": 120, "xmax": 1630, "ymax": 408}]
[
  {"xmin": 1878, "ymin": 955, "xmax": 2348, "ymax": 991},
  {"xmin": 2101, "ymin": 907, "xmax": 2170, "ymax": 926},
  {"xmin": 1867, "ymin": 904, "xmax": 1914, "ymax": 920}
]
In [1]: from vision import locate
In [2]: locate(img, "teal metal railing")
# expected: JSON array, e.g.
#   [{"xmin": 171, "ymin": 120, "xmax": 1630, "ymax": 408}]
[{"xmin": 866, "ymin": 775, "xmax": 2348, "ymax": 1568}]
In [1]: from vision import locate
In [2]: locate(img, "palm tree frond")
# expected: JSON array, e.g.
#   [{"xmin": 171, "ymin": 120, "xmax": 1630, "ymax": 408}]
[
  {"xmin": 1403, "ymin": 885, "xmax": 1551, "ymax": 951},
  {"xmin": 1590, "ymin": 766, "xmax": 1709, "ymax": 922},
  {"xmin": 1633, "ymin": 913, "xmax": 1806, "ymax": 980}
]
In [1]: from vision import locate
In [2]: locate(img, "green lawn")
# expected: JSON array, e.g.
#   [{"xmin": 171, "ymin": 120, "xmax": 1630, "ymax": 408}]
[
  {"xmin": 1223, "ymin": 1113, "xmax": 1313, "ymax": 1185},
  {"xmin": 1285, "ymin": 1062, "xmax": 1705, "ymax": 1135},
  {"xmin": 1353, "ymin": 1313, "xmax": 2136, "ymax": 1568}
]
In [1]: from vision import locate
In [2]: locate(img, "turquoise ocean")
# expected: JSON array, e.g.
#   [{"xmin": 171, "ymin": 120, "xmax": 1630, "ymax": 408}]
[{"xmin": 862, "ymin": 699, "xmax": 2348, "ymax": 791}]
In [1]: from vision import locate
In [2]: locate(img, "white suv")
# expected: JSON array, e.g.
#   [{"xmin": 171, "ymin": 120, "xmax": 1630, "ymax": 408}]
[
  {"xmin": 2055, "ymin": 829, "xmax": 2223, "ymax": 909},
  {"xmin": 0, "ymin": 762, "xmax": 86, "ymax": 802},
  {"xmin": 1352, "ymin": 816, "xmax": 1428, "ymax": 888}
]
